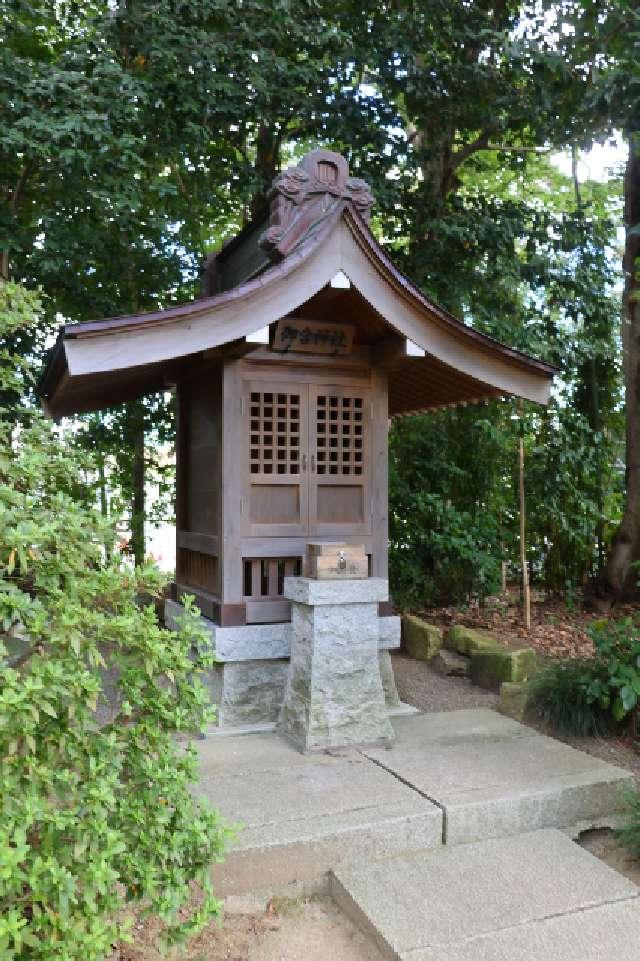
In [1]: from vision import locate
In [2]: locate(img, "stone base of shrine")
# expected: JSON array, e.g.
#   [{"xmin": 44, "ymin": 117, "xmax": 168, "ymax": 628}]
[
  {"xmin": 164, "ymin": 598, "xmax": 401, "ymax": 729},
  {"xmin": 278, "ymin": 577, "xmax": 396, "ymax": 751}
]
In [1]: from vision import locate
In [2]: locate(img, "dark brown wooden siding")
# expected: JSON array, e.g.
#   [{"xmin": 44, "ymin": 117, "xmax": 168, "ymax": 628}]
[
  {"xmin": 185, "ymin": 370, "xmax": 222, "ymax": 535},
  {"xmin": 176, "ymin": 364, "xmax": 223, "ymax": 599}
]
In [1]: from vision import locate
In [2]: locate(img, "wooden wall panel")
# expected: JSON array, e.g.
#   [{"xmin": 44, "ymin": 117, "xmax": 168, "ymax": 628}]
[
  {"xmin": 176, "ymin": 348, "xmax": 392, "ymax": 623},
  {"xmin": 221, "ymin": 361, "xmax": 244, "ymax": 605},
  {"xmin": 316, "ymin": 485, "xmax": 364, "ymax": 524}
]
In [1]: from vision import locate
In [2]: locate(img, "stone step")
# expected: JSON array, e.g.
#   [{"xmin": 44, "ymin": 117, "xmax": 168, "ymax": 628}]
[
  {"xmin": 330, "ymin": 829, "xmax": 640, "ymax": 961},
  {"xmin": 361, "ymin": 711, "xmax": 633, "ymax": 843},
  {"xmin": 409, "ymin": 900, "xmax": 640, "ymax": 961},
  {"xmin": 194, "ymin": 732, "xmax": 443, "ymax": 896}
]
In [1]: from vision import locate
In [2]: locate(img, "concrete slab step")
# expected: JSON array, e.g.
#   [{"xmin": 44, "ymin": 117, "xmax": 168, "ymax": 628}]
[
  {"xmin": 362, "ymin": 711, "xmax": 633, "ymax": 843},
  {"xmin": 330, "ymin": 829, "xmax": 640, "ymax": 961},
  {"xmin": 194, "ymin": 733, "xmax": 443, "ymax": 896},
  {"xmin": 407, "ymin": 899, "xmax": 640, "ymax": 961}
]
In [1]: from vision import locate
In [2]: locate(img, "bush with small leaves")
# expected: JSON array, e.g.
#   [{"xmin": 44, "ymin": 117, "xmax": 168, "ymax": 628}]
[{"xmin": 0, "ymin": 283, "xmax": 229, "ymax": 960}]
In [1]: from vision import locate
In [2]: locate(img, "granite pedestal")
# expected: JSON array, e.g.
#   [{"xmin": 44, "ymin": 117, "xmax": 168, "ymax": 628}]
[
  {"xmin": 278, "ymin": 577, "xmax": 395, "ymax": 751},
  {"xmin": 165, "ymin": 598, "xmax": 401, "ymax": 727}
]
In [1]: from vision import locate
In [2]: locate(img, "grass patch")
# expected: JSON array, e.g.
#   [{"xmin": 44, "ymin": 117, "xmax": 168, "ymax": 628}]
[{"xmin": 526, "ymin": 658, "xmax": 613, "ymax": 737}]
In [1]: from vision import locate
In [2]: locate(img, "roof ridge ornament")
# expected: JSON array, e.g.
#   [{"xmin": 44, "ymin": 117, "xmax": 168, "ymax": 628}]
[{"xmin": 260, "ymin": 148, "xmax": 374, "ymax": 260}]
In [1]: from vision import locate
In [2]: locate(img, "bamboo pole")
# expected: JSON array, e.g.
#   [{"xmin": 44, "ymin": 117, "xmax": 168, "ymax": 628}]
[{"xmin": 518, "ymin": 428, "xmax": 531, "ymax": 631}]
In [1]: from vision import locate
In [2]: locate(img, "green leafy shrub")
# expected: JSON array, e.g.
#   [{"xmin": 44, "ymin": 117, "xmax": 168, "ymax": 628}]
[
  {"xmin": 585, "ymin": 617, "xmax": 640, "ymax": 723},
  {"xmin": 526, "ymin": 657, "xmax": 612, "ymax": 737},
  {"xmin": 390, "ymin": 491, "xmax": 502, "ymax": 608},
  {"xmin": 0, "ymin": 283, "xmax": 228, "ymax": 960},
  {"xmin": 526, "ymin": 619, "xmax": 640, "ymax": 737},
  {"xmin": 617, "ymin": 786, "xmax": 640, "ymax": 861}
]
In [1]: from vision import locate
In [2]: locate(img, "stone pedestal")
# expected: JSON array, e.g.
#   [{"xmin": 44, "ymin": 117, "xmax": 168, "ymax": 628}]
[
  {"xmin": 278, "ymin": 577, "xmax": 395, "ymax": 751},
  {"xmin": 164, "ymin": 598, "xmax": 401, "ymax": 729}
]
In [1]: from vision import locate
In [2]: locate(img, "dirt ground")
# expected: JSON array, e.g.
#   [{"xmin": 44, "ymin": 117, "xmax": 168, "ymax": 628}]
[
  {"xmin": 112, "ymin": 894, "xmax": 384, "ymax": 961},
  {"xmin": 579, "ymin": 828, "xmax": 640, "ymax": 887}
]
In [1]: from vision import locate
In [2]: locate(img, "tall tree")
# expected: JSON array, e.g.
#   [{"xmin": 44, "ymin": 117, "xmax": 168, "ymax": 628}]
[
  {"xmin": 2, "ymin": 0, "xmax": 371, "ymax": 559},
  {"xmin": 605, "ymin": 128, "xmax": 640, "ymax": 597},
  {"xmin": 559, "ymin": 0, "xmax": 640, "ymax": 598},
  {"xmin": 337, "ymin": 0, "xmax": 623, "ymax": 599},
  {"xmin": 2, "ymin": 0, "xmax": 627, "ymax": 591}
]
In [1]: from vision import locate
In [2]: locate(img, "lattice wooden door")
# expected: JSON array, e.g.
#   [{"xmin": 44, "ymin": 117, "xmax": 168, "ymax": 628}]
[
  {"xmin": 244, "ymin": 381, "xmax": 309, "ymax": 536},
  {"xmin": 308, "ymin": 385, "xmax": 372, "ymax": 537}
]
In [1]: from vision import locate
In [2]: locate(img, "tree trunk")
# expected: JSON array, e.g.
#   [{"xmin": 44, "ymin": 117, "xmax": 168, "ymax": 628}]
[
  {"xmin": 130, "ymin": 400, "xmax": 145, "ymax": 567},
  {"xmin": 250, "ymin": 124, "xmax": 280, "ymax": 218},
  {"xmin": 518, "ymin": 417, "xmax": 531, "ymax": 630},
  {"xmin": 590, "ymin": 355, "xmax": 606, "ymax": 579},
  {"xmin": 605, "ymin": 132, "xmax": 640, "ymax": 599},
  {"xmin": 97, "ymin": 452, "xmax": 113, "ymax": 561},
  {"xmin": 97, "ymin": 453, "xmax": 108, "ymax": 518}
]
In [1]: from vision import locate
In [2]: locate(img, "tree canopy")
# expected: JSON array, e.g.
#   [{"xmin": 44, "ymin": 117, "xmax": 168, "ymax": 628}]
[{"xmin": 1, "ymin": 0, "xmax": 635, "ymax": 599}]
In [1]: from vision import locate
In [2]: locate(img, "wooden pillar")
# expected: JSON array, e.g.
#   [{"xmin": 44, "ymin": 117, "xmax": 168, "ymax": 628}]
[
  {"xmin": 518, "ymin": 426, "xmax": 531, "ymax": 631},
  {"xmin": 131, "ymin": 399, "xmax": 145, "ymax": 567}
]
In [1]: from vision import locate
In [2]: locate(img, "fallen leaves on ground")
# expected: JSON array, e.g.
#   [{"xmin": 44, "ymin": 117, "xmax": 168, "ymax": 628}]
[{"xmin": 418, "ymin": 590, "xmax": 640, "ymax": 660}]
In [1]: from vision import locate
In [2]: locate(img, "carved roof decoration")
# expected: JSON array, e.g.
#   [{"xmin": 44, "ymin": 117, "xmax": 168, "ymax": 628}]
[{"xmin": 260, "ymin": 149, "xmax": 374, "ymax": 260}]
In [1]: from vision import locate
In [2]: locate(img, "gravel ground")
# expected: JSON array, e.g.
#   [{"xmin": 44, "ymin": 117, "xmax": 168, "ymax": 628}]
[{"xmin": 392, "ymin": 653, "xmax": 500, "ymax": 712}]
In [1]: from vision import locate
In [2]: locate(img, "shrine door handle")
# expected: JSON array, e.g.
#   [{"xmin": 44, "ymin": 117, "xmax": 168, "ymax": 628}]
[
  {"xmin": 310, "ymin": 453, "xmax": 316, "ymax": 473},
  {"xmin": 302, "ymin": 453, "xmax": 307, "ymax": 472}
]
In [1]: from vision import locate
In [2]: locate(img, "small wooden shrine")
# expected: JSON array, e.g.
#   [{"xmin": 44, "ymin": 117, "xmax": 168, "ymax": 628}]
[{"xmin": 42, "ymin": 149, "xmax": 553, "ymax": 638}]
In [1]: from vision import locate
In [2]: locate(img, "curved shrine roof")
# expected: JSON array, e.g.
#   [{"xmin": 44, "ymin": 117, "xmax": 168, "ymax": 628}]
[{"xmin": 40, "ymin": 149, "xmax": 554, "ymax": 418}]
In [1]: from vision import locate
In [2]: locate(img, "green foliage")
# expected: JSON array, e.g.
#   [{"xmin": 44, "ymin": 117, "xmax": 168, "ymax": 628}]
[
  {"xmin": 616, "ymin": 785, "xmax": 640, "ymax": 863},
  {"xmin": 1, "ymin": 0, "xmax": 628, "ymax": 595},
  {"xmin": 526, "ymin": 658, "xmax": 612, "ymax": 737},
  {"xmin": 388, "ymin": 150, "xmax": 622, "ymax": 601},
  {"xmin": 527, "ymin": 617, "xmax": 640, "ymax": 736},
  {"xmin": 585, "ymin": 618, "xmax": 640, "ymax": 722},
  {"xmin": 389, "ymin": 404, "xmax": 515, "ymax": 607},
  {"xmin": 390, "ymin": 489, "xmax": 503, "ymax": 609},
  {"xmin": 0, "ymin": 283, "xmax": 228, "ymax": 960}
]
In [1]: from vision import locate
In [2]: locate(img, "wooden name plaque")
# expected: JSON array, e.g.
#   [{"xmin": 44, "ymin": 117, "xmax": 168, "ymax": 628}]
[
  {"xmin": 308, "ymin": 542, "xmax": 368, "ymax": 580},
  {"xmin": 272, "ymin": 319, "xmax": 355, "ymax": 355}
]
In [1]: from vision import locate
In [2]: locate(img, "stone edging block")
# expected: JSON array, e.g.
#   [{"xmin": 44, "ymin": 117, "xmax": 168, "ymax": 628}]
[
  {"xmin": 401, "ymin": 614, "xmax": 443, "ymax": 660},
  {"xmin": 470, "ymin": 647, "xmax": 537, "ymax": 690},
  {"xmin": 498, "ymin": 681, "xmax": 529, "ymax": 720},
  {"xmin": 445, "ymin": 624, "xmax": 502, "ymax": 656}
]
